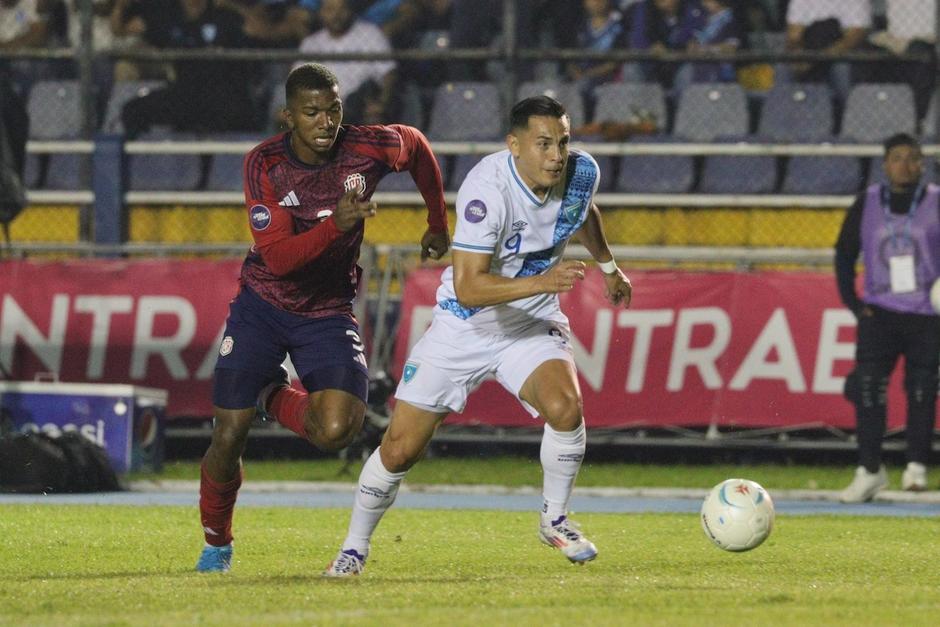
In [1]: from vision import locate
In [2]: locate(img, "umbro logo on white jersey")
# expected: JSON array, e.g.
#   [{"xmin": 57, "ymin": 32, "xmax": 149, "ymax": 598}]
[
  {"xmin": 278, "ymin": 190, "xmax": 300, "ymax": 207},
  {"xmin": 512, "ymin": 220, "xmax": 528, "ymax": 231}
]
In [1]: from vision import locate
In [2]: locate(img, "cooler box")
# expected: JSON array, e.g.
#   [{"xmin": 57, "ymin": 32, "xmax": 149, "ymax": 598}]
[{"xmin": 0, "ymin": 381, "xmax": 167, "ymax": 473}]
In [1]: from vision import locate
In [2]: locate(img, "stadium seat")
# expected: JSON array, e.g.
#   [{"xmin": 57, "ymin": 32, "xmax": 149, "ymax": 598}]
[
  {"xmin": 205, "ymin": 133, "xmax": 264, "ymax": 192},
  {"xmin": 375, "ymin": 155, "xmax": 450, "ymax": 192},
  {"xmin": 673, "ymin": 83, "xmax": 748, "ymax": 141},
  {"xmin": 699, "ymin": 138, "xmax": 777, "ymax": 194},
  {"xmin": 427, "ymin": 82, "xmax": 502, "ymax": 141},
  {"xmin": 127, "ymin": 130, "xmax": 203, "ymax": 191},
  {"xmin": 615, "ymin": 136, "xmax": 694, "ymax": 193},
  {"xmin": 100, "ymin": 81, "xmax": 166, "ymax": 134},
  {"xmin": 757, "ymin": 83, "xmax": 833, "ymax": 141},
  {"xmin": 27, "ymin": 80, "xmax": 82, "ymax": 139},
  {"xmin": 920, "ymin": 91, "xmax": 938, "ymax": 138},
  {"xmin": 780, "ymin": 145, "xmax": 863, "ymax": 195},
  {"xmin": 840, "ymin": 83, "xmax": 917, "ymax": 143},
  {"xmin": 591, "ymin": 82, "xmax": 667, "ymax": 133},
  {"xmin": 449, "ymin": 154, "xmax": 482, "ymax": 192},
  {"xmin": 517, "ymin": 81, "xmax": 586, "ymax": 129}
]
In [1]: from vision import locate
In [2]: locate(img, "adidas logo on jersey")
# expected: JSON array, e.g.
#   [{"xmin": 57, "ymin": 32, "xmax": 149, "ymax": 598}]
[{"xmin": 278, "ymin": 190, "xmax": 300, "ymax": 207}]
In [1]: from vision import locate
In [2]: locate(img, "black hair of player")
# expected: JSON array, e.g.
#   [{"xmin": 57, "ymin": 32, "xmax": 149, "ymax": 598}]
[
  {"xmin": 286, "ymin": 63, "xmax": 340, "ymax": 102},
  {"xmin": 509, "ymin": 96, "xmax": 567, "ymax": 132}
]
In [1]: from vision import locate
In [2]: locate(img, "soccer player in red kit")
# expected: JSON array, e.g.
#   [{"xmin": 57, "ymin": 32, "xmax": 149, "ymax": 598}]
[{"xmin": 196, "ymin": 63, "xmax": 449, "ymax": 572}]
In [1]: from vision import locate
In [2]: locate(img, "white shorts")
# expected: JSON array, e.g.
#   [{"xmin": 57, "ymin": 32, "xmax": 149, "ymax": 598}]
[{"xmin": 395, "ymin": 313, "xmax": 575, "ymax": 417}]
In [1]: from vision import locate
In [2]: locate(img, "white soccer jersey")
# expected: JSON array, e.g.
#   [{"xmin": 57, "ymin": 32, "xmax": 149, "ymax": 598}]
[{"xmin": 435, "ymin": 148, "xmax": 600, "ymax": 333}]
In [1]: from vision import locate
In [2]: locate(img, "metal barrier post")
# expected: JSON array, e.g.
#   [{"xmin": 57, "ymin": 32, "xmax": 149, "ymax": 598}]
[{"xmin": 92, "ymin": 134, "xmax": 125, "ymax": 249}]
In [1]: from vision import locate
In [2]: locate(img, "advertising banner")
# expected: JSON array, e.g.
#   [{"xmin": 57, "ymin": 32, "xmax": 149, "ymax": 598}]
[{"xmin": 393, "ymin": 268, "xmax": 917, "ymax": 431}]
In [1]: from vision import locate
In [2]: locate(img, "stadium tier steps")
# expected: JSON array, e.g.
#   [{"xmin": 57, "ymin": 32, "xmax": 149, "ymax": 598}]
[{"xmin": 19, "ymin": 77, "xmax": 934, "ymax": 247}]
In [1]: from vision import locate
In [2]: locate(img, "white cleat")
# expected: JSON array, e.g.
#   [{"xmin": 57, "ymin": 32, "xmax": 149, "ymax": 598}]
[
  {"xmin": 840, "ymin": 465, "xmax": 888, "ymax": 503},
  {"xmin": 539, "ymin": 515, "xmax": 597, "ymax": 564},
  {"xmin": 322, "ymin": 549, "xmax": 366, "ymax": 578},
  {"xmin": 901, "ymin": 462, "xmax": 928, "ymax": 492}
]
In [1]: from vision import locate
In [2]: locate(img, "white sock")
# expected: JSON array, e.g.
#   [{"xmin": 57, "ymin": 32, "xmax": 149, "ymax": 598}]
[
  {"xmin": 342, "ymin": 447, "xmax": 407, "ymax": 558},
  {"xmin": 540, "ymin": 421, "xmax": 586, "ymax": 525}
]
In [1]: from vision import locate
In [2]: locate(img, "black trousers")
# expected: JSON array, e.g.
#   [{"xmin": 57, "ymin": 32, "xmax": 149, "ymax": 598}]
[{"xmin": 852, "ymin": 305, "xmax": 940, "ymax": 471}]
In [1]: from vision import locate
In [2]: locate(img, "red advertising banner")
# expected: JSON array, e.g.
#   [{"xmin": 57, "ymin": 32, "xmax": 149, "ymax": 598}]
[
  {"xmin": 0, "ymin": 259, "xmax": 921, "ymax": 429},
  {"xmin": 0, "ymin": 259, "xmax": 241, "ymax": 417},
  {"xmin": 393, "ymin": 268, "xmax": 917, "ymax": 431}
]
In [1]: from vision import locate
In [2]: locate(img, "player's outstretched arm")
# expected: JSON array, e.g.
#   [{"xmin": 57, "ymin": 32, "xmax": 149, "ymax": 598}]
[
  {"xmin": 574, "ymin": 203, "xmax": 632, "ymax": 308},
  {"xmin": 453, "ymin": 250, "xmax": 585, "ymax": 308}
]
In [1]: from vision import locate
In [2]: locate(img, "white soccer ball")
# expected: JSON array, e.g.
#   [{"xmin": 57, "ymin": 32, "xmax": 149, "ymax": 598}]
[
  {"xmin": 930, "ymin": 278, "xmax": 940, "ymax": 314},
  {"xmin": 700, "ymin": 478, "xmax": 775, "ymax": 552}
]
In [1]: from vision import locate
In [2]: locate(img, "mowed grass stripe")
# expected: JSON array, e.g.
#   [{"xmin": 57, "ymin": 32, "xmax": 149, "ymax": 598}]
[{"xmin": 2, "ymin": 506, "xmax": 939, "ymax": 626}]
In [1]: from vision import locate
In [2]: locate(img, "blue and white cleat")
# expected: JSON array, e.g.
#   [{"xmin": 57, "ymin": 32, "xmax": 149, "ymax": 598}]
[
  {"xmin": 256, "ymin": 365, "xmax": 291, "ymax": 421},
  {"xmin": 539, "ymin": 515, "xmax": 598, "ymax": 564},
  {"xmin": 196, "ymin": 543, "xmax": 233, "ymax": 573},
  {"xmin": 322, "ymin": 549, "xmax": 366, "ymax": 577}
]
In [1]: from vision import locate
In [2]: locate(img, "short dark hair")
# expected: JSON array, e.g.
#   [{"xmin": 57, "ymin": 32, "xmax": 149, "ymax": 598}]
[
  {"xmin": 286, "ymin": 63, "xmax": 339, "ymax": 102},
  {"xmin": 883, "ymin": 132, "xmax": 920, "ymax": 156},
  {"xmin": 509, "ymin": 95, "xmax": 567, "ymax": 131}
]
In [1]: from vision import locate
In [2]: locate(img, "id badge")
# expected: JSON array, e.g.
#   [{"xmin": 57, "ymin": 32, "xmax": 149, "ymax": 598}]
[{"xmin": 889, "ymin": 254, "xmax": 916, "ymax": 293}]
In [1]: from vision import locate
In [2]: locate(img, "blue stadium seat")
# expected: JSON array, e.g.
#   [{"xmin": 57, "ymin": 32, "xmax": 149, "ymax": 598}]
[
  {"xmin": 780, "ymin": 143, "xmax": 863, "ymax": 195},
  {"xmin": 205, "ymin": 134, "xmax": 264, "ymax": 192},
  {"xmin": 699, "ymin": 139, "xmax": 777, "ymax": 194},
  {"xmin": 922, "ymin": 91, "xmax": 938, "ymax": 138},
  {"xmin": 375, "ymin": 155, "xmax": 450, "ymax": 192},
  {"xmin": 428, "ymin": 82, "xmax": 502, "ymax": 141},
  {"xmin": 101, "ymin": 81, "xmax": 166, "ymax": 134},
  {"xmin": 27, "ymin": 80, "xmax": 82, "ymax": 139},
  {"xmin": 449, "ymin": 154, "xmax": 482, "ymax": 192},
  {"xmin": 592, "ymin": 82, "xmax": 667, "ymax": 132},
  {"xmin": 517, "ymin": 81, "xmax": 586, "ymax": 128},
  {"xmin": 840, "ymin": 83, "xmax": 916, "ymax": 143},
  {"xmin": 127, "ymin": 130, "xmax": 203, "ymax": 191},
  {"xmin": 615, "ymin": 136, "xmax": 694, "ymax": 193},
  {"xmin": 673, "ymin": 83, "xmax": 748, "ymax": 141},
  {"xmin": 757, "ymin": 84, "xmax": 833, "ymax": 141}
]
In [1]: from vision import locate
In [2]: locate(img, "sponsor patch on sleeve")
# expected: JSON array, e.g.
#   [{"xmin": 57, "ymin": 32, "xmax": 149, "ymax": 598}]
[
  {"xmin": 249, "ymin": 204, "xmax": 272, "ymax": 230},
  {"xmin": 464, "ymin": 199, "xmax": 487, "ymax": 223}
]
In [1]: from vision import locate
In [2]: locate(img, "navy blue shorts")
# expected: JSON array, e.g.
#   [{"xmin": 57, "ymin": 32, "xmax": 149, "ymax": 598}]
[{"xmin": 212, "ymin": 286, "xmax": 369, "ymax": 409}]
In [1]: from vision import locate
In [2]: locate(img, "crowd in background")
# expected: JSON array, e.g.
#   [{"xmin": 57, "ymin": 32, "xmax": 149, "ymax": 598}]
[{"xmin": 0, "ymin": 0, "xmax": 935, "ymax": 136}]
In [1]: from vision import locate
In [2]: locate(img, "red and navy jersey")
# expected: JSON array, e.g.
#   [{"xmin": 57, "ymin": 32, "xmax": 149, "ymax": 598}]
[{"xmin": 240, "ymin": 124, "xmax": 447, "ymax": 317}]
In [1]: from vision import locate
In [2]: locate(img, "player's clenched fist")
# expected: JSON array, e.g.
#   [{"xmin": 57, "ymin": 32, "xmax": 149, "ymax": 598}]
[
  {"xmin": 333, "ymin": 188, "xmax": 377, "ymax": 231},
  {"xmin": 540, "ymin": 260, "xmax": 586, "ymax": 293}
]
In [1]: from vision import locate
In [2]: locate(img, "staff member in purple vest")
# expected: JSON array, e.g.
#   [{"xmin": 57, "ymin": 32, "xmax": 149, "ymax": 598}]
[{"xmin": 835, "ymin": 133, "xmax": 940, "ymax": 503}]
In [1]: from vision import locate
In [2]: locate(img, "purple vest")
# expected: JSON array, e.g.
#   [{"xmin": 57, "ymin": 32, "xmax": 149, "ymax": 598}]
[{"xmin": 861, "ymin": 183, "xmax": 940, "ymax": 314}]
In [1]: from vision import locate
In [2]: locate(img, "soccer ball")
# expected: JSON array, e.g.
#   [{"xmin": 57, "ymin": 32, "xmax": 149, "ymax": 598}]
[{"xmin": 700, "ymin": 478, "xmax": 775, "ymax": 552}]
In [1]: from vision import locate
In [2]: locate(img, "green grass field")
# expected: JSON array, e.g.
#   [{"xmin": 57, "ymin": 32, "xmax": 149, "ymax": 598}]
[
  {"xmin": 2, "ymin": 505, "xmax": 939, "ymax": 626},
  {"xmin": 136, "ymin": 457, "xmax": 908, "ymax": 491},
  {"xmin": 4, "ymin": 458, "xmax": 939, "ymax": 625}
]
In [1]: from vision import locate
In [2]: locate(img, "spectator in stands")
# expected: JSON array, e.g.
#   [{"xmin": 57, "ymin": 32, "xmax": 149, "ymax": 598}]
[
  {"xmin": 448, "ymin": 0, "xmax": 576, "ymax": 82},
  {"xmin": 377, "ymin": 0, "xmax": 451, "ymax": 89},
  {"xmin": 0, "ymin": 0, "xmax": 50, "ymax": 93},
  {"xmin": 116, "ymin": 0, "xmax": 260, "ymax": 138},
  {"xmin": 835, "ymin": 133, "xmax": 940, "ymax": 503},
  {"xmin": 622, "ymin": 0, "xmax": 706, "ymax": 88},
  {"xmin": 296, "ymin": 0, "xmax": 398, "ymax": 124},
  {"xmin": 216, "ymin": 0, "xmax": 316, "ymax": 47},
  {"xmin": 783, "ymin": 0, "xmax": 870, "ymax": 100},
  {"xmin": 565, "ymin": 0, "xmax": 626, "ymax": 111},
  {"xmin": 866, "ymin": 0, "xmax": 936, "ymax": 120},
  {"xmin": 673, "ymin": 0, "xmax": 742, "ymax": 90}
]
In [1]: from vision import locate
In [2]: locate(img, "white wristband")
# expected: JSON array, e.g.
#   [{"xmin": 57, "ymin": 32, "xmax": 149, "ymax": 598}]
[{"xmin": 598, "ymin": 259, "xmax": 618, "ymax": 274}]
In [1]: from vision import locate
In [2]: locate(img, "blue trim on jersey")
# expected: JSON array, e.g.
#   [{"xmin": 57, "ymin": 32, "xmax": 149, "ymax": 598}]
[
  {"xmin": 452, "ymin": 241, "xmax": 495, "ymax": 252},
  {"xmin": 507, "ymin": 155, "xmax": 548, "ymax": 207},
  {"xmin": 438, "ymin": 298, "xmax": 482, "ymax": 319},
  {"xmin": 515, "ymin": 152, "xmax": 597, "ymax": 278}
]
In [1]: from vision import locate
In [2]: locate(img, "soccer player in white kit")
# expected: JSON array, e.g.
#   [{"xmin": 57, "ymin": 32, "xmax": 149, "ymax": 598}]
[{"xmin": 325, "ymin": 95, "xmax": 632, "ymax": 576}]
